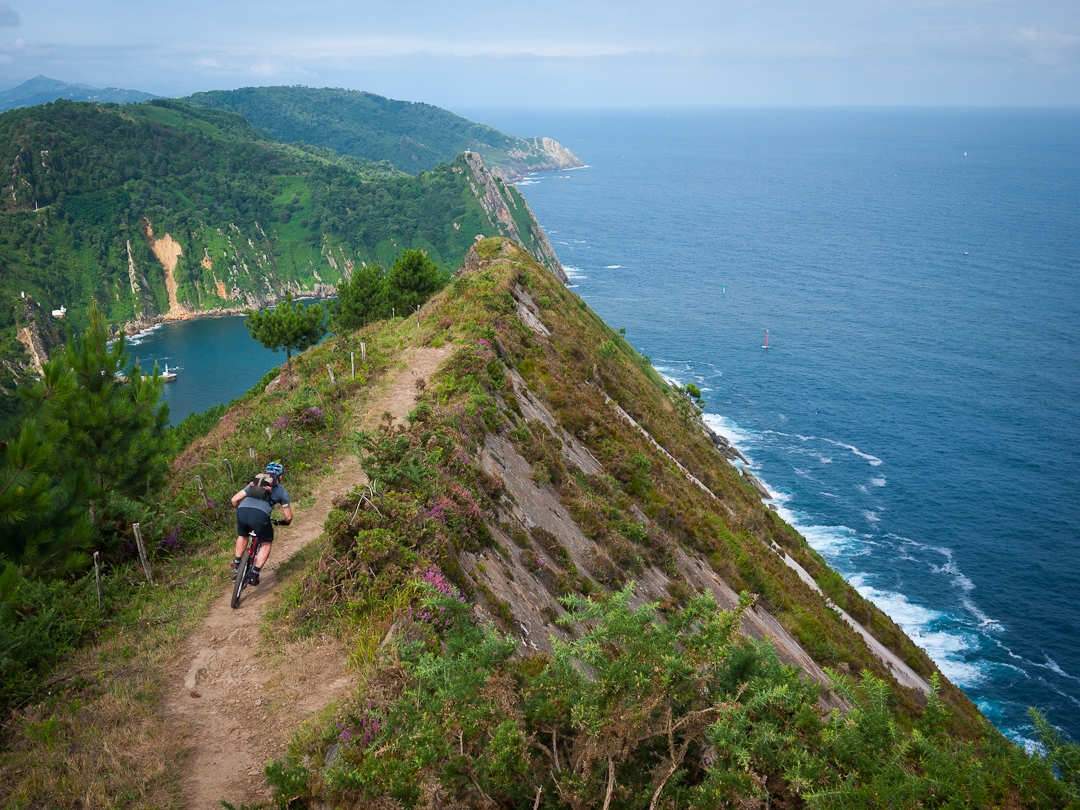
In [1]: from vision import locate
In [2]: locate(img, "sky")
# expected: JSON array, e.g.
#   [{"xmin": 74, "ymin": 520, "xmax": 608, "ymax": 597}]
[{"xmin": 0, "ymin": 0, "xmax": 1077, "ymax": 108}]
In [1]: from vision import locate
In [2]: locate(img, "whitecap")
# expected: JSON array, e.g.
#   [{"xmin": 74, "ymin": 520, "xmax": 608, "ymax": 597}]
[
  {"xmin": 871, "ymin": 476, "xmax": 886, "ymax": 487},
  {"xmin": 1039, "ymin": 656, "xmax": 1080, "ymax": 684},
  {"xmin": 604, "ymin": 265, "xmax": 623, "ymax": 269},
  {"xmin": 849, "ymin": 577, "xmax": 986, "ymax": 687},
  {"xmin": 819, "ymin": 437, "xmax": 883, "ymax": 466},
  {"xmin": 701, "ymin": 412, "xmax": 757, "ymax": 450},
  {"xmin": 122, "ymin": 322, "xmax": 165, "ymax": 347},
  {"xmin": 562, "ymin": 266, "xmax": 588, "ymax": 280},
  {"xmin": 863, "ymin": 510, "xmax": 881, "ymax": 523}
]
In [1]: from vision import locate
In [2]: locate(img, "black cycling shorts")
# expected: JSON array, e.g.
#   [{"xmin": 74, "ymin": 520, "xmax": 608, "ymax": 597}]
[{"xmin": 236, "ymin": 506, "xmax": 274, "ymax": 543}]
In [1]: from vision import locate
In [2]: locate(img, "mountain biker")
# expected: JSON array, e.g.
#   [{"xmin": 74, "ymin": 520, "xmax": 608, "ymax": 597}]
[{"xmin": 230, "ymin": 461, "xmax": 292, "ymax": 586}]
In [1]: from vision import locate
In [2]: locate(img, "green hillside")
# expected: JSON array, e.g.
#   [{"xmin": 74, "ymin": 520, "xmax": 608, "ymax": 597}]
[
  {"xmin": 184, "ymin": 85, "xmax": 584, "ymax": 180},
  {"xmin": 1, "ymin": 239, "xmax": 1076, "ymax": 808},
  {"xmin": 0, "ymin": 98, "xmax": 563, "ymax": 418}
]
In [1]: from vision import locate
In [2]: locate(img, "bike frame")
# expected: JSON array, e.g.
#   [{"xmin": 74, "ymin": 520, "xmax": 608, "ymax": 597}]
[{"xmin": 230, "ymin": 530, "xmax": 264, "ymax": 609}]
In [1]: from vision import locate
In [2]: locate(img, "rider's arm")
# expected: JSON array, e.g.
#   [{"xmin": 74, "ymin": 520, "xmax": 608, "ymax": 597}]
[
  {"xmin": 230, "ymin": 489, "xmax": 248, "ymax": 508},
  {"xmin": 280, "ymin": 504, "xmax": 293, "ymax": 524}
]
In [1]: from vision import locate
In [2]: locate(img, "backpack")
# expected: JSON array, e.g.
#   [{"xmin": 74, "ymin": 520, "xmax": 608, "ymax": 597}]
[{"xmin": 244, "ymin": 473, "xmax": 276, "ymax": 502}]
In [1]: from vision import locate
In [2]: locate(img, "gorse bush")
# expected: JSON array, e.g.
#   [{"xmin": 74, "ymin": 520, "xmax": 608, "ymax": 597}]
[{"xmin": 293, "ymin": 580, "xmax": 1072, "ymax": 809}]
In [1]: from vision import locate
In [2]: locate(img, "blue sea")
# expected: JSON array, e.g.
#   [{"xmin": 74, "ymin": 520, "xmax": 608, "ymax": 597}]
[
  {"xmin": 140, "ymin": 108, "xmax": 1080, "ymax": 746},
  {"xmin": 465, "ymin": 107, "xmax": 1080, "ymax": 745},
  {"xmin": 124, "ymin": 314, "xmax": 282, "ymax": 424}
]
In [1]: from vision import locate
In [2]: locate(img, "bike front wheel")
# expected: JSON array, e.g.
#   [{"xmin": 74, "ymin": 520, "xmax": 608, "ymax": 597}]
[{"xmin": 231, "ymin": 550, "xmax": 251, "ymax": 609}]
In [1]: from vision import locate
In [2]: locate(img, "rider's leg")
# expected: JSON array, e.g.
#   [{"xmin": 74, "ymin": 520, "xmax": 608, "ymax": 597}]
[
  {"xmin": 235, "ymin": 536, "xmax": 247, "ymax": 558},
  {"xmin": 254, "ymin": 541, "xmax": 272, "ymax": 569}
]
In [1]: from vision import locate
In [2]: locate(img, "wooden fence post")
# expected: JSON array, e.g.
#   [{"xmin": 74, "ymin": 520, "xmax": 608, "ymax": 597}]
[
  {"xmin": 93, "ymin": 551, "xmax": 102, "ymax": 606},
  {"xmin": 224, "ymin": 458, "xmax": 234, "ymax": 485},
  {"xmin": 249, "ymin": 447, "xmax": 256, "ymax": 463},
  {"xmin": 195, "ymin": 474, "xmax": 209, "ymax": 507},
  {"xmin": 361, "ymin": 342, "xmax": 366, "ymax": 363},
  {"xmin": 326, "ymin": 364, "xmax": 336, "ymax": 384},
  {"xmin": 351, "ymin": 352, "xmax": 355, "ymax": 379},
  {"xmin": 132, "ymin": 523, "xmax": 153, "ymax": 584}
]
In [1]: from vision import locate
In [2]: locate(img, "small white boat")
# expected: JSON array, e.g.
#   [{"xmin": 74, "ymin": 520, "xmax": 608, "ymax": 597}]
[{"xmin": 762, "ymin": 329, "xmax": 769, "ymax": 350}]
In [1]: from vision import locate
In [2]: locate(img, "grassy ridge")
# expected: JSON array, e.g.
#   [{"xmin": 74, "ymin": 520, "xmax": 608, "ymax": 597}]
[
  {"xmin": 1, "ymin": 240, "xmax": 1077, "ymax": 806},
  {"xmin": 260, "ymin": 239, "xmax": 1075, "ymax": 807},
  {"xmin": 0, "ymin": 312, "xmax": 417, "ymax": 806}
]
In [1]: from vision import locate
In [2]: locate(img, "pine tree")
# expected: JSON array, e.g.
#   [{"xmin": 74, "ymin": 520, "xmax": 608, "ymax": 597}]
[
  {"xmin": 384, "ymin": 249, "xmax": 445, "ymax": 315},
  {"xmin": 60, "ymin": 307, "xmax": 173, "ymax": 538},
  {"xmin": 245, "ymin": 294, "xmax": 329, "ymax": 365},
  {"xmin": 0, "ymin": 358, "xmax": 93, "ymax": 575},
  {"xmin": 332, "ymin": 263, "xmax": 385, "ymax": 332}
]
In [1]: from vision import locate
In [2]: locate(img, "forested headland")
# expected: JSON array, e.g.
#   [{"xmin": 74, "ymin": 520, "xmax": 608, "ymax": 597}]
[{"xmin": 0, "ymin": 96, "xmax": 562, "ymax": 420}]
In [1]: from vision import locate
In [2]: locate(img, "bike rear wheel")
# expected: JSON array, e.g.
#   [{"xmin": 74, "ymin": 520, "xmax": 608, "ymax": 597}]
[{"xmin": 231, "ymin": 549, "xmax": 251, "ymax": 609}]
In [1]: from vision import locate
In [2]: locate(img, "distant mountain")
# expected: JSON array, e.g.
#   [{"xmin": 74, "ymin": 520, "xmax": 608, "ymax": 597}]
[
  {"xmin": 184, "ymin": 86, "xmax": 583, "ymax": 182},
  {"xmin": 0, "ymin": 75, "xmax": 157, "ymax": 111}
]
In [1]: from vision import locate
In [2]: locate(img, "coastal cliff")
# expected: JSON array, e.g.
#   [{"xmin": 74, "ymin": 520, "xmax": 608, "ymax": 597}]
[{"xmin": 3, "ymin": 237, "xmax": 1072, "ymax": 808}]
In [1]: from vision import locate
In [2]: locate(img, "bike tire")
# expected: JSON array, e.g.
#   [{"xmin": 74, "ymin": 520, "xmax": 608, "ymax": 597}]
[{"xmin": 231, "ymin": 550, "xmax": 251, "ymax": 609}]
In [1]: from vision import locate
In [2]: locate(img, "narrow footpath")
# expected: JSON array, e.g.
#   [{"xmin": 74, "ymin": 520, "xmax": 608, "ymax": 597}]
[{"xmin": 165, "ymin": 347, "xmax": 449, "ymax": 809}]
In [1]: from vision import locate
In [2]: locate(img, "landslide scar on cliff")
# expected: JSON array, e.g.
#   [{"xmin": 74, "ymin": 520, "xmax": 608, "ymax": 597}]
[{"xmin": 143, "ymin": 218, "xmax": 185, "ymax": 316}]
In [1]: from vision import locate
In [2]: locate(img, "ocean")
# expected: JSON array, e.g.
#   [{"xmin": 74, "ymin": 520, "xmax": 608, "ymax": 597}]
[
  {"xmin": 124, "ymin": 314, "xmax": 282, "ymax": 424},
  {"xmin": 464, "ymin": 107, "xmax": 1080, "ymax": 745},
  {"xmin": 138, "ymin": 107, "xmax": 1080, "ymax": 745}
]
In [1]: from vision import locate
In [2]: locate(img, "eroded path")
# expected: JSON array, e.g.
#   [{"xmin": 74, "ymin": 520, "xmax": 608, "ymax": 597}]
[{"xmin": 165, "ymin": 347, "xmax": 449, "ymax": 809}]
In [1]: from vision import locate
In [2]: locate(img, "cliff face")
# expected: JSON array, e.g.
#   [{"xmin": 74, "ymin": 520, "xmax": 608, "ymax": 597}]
[
  {"xmin": 463, "ymin": 152, "xmax": 570, "ymax": 283},
  {"xmin": 274, "ymin": 238, "xmax": 1000, "ymax": 805},
  {"xmin": 486, "ymin": 135, "xmax": 585, "ymax": 183},
  {"xmin": 445, "ymin": 242, "xmax": 937, "ymax": 706},
  {"xmin": 322, "ymin": 238, "xmax": 985, "ymax": 738}
]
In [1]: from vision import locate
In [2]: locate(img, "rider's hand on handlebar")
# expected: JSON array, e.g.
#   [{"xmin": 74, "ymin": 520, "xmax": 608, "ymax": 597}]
[{"xmin": 272, "ymin": 518, "xmax": 290, "ymax": 526}]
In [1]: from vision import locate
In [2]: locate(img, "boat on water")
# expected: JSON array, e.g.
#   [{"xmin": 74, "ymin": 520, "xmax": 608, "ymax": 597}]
[
  {"xmin": 763, "ymin": 329, "xmax": 769, "ymax": 350},
  {"xmin": 117, "ymin": 362, "xmax": 177, "ymax": 383}
]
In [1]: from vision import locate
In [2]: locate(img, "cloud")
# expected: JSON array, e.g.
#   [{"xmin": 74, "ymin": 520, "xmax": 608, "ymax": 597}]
[{"xmin": 0, "ymin": 3, "xmax": 19, "ymax": 27}]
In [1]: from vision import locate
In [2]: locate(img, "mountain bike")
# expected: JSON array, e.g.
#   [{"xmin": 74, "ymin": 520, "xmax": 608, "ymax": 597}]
[{"xmin": 231, "ymin": 519, "xmax": 283, "ymax": 609}]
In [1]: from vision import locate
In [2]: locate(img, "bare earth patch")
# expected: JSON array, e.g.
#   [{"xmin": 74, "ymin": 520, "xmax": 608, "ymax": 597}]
[{"xmin": 164, "ymin": 347, "xmax": 450, "ymax": 808}]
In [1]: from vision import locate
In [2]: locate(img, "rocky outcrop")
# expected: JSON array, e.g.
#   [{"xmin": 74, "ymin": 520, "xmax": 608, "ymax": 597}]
[
  {"xmin": 488, "ymin": 136, "xmax": 585, "ymax": 183},
  {"xmin": 464, "ymin": 152, "xmax": 570, "ymax": 284},
  {"xmin": 13, "ymin": 295, "xmax": 61, "ymax": 375}
]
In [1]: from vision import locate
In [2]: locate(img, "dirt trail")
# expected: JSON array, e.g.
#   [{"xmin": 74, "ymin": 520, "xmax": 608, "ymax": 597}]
[{"xmin": 166, "ymin": 347, "xmax": 449, "ymax": 809}]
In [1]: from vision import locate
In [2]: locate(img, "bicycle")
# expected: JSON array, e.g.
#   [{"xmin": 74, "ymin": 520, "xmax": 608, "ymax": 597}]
[{"xmin": 231, "ymin": 519, "xmax": 283, "ymax": 609}]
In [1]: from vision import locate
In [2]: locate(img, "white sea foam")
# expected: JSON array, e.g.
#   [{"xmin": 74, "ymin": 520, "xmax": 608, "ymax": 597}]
[
  {"xmin": 849, "ymin": 575, "xmax": 986, "ymax": 687},
  {"xmin": 604, "ymin": 265, "xmax": 623, "ymax": 269},
  {"xmin": 1041, "ymin": 656, "xmax": 1080, "ymax": 684},
  {"xmin": 123, "ymin": 322, "xmax": 165, "ymax": 346},
  {"xmin": 705, "ymin": 408, "xmax": 992, "ymax": 692},
  {"xmin": 701, "ymin": 412, "xmax": 757, "ymax": 450},
  {"xmin": 562, "ymin": 266, "xmax": 588, "ymax": 280}
]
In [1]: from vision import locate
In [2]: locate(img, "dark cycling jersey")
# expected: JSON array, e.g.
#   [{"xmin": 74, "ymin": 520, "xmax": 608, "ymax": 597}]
[{"xmin": 238, "ymin": 483, "xmax": 290, "ymax": 516}]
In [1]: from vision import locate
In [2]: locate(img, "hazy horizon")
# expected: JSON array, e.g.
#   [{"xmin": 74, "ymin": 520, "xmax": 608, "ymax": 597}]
[{"xmin": 1, "ymin": 0, "xmax": 1077, "ymax": 110}]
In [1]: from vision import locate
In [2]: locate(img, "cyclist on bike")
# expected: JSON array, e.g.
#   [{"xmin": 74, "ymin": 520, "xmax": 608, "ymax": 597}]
[{"xmin": 230, "ymin": 461, "xmax": 292, "ymax": 586}]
